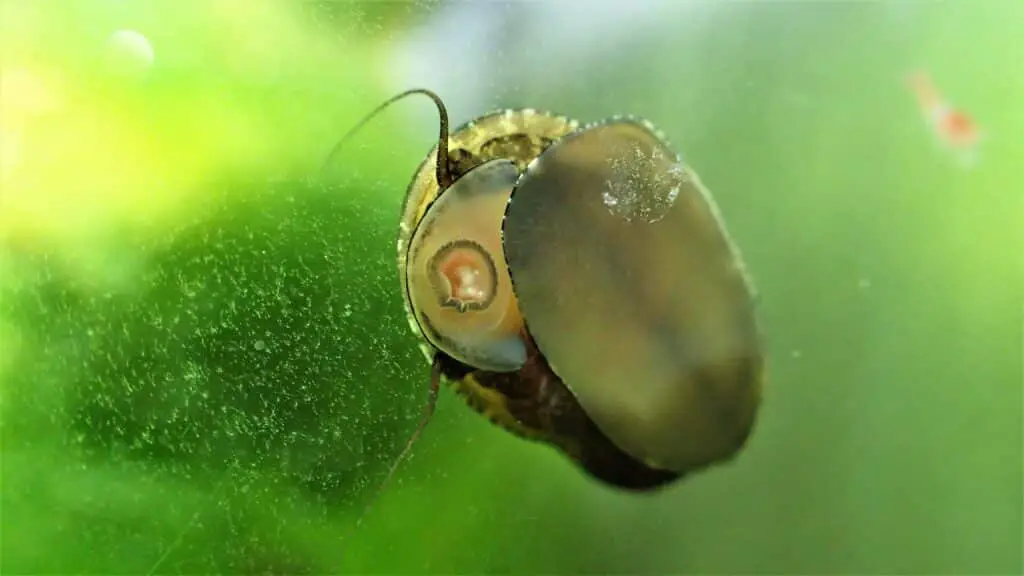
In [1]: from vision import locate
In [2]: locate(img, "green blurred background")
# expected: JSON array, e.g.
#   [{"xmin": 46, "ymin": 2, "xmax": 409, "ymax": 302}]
[{"xmin": 1, "ymin": 0, "xmax": 1020, "ymax": 573}]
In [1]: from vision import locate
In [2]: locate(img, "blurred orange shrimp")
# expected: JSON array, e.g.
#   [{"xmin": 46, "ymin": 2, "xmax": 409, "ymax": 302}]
[{"xmin": 907, "ymin": 70, "xmax": 983, "ymax": 168}]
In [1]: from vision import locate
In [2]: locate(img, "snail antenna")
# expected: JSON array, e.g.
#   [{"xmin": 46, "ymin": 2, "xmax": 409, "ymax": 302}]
[
  {"xmin": 320, "ymin": 88, "xmax": 452, "ymax": 188},
  {"xmin": 339, "ymin": 357, "xmax": 443, "ymax": 552}
]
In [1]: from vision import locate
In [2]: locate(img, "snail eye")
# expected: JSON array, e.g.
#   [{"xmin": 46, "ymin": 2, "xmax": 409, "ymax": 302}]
[
  {"xmin": 502, "ymin": 120, "xmax": 763, "ymax": 473},
  {"xmin": 405, "ymin": 159, "xmax": 527, "ymax": 373}
]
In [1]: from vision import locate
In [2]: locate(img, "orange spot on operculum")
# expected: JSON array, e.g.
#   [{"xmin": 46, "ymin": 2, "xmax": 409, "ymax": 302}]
[{"xmin": 435, "ymin": 244, "xmax": 494, "ymax": 311}]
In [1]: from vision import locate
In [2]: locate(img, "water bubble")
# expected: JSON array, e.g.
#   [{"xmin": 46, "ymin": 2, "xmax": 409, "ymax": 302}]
[{"xmin": 105, "ymin": 29, "xmax": 155, "ymax": 78}]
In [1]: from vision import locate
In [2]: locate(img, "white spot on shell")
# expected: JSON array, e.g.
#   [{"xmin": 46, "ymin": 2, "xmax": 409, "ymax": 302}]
[{"xmin": 601, "ymin": 144, "xmax": 685, "ymax": 223}]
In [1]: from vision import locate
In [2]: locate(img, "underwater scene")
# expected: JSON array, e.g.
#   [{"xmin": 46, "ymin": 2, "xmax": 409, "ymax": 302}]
[{"xmin": 1, "ymin": 0, "xmax": 1021, "ymax": 573}]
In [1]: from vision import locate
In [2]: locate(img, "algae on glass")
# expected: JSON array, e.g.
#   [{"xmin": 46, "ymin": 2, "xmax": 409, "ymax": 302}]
[{"xmin": 1, "ymin": 0, "xmax": 440, "ymax": 572}]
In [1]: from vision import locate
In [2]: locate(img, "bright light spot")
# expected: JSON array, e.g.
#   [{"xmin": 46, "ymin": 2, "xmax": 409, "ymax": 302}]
[
  {"xmin": 106, "ymin": 29, "xmax": 155, "ymax": 77},
  {"xmin": 1, "ymin": 68, "xmax": 63, "ymax": 181},
  {"xmin": 0, "ymin": 131, "xmax": 20, "ymax": 181},
  {"xmin": 1, "ymin": 68, "xmax": 62, "ymax": 114}
]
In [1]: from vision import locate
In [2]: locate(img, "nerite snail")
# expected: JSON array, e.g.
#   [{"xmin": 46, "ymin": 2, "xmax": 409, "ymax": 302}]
[{"xmin": 322, "ymin": 89, "xmax": 764, "ymax": 501}]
